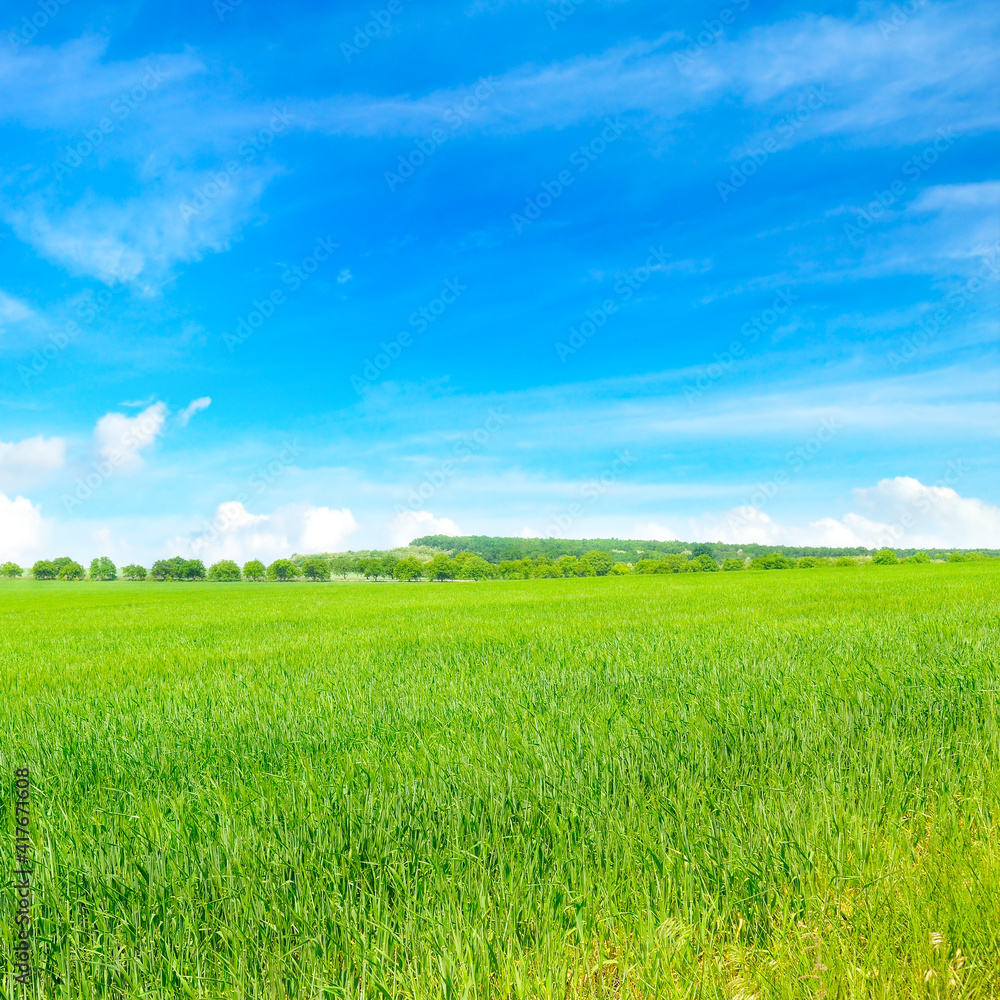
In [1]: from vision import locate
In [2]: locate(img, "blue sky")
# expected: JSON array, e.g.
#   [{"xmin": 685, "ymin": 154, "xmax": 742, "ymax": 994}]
[{"xmin": 1, "ymin": 0, "xmax": 998, "ymax": 564}]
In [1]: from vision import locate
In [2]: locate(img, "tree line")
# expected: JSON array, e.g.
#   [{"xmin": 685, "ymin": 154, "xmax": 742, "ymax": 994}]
[{"xmin": 0, "ymin": 547, "xmax": 990, "ymax": 583}]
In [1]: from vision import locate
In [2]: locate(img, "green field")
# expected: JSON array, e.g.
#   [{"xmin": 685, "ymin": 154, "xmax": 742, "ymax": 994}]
[{"xmin": 2, "ymin": 565, "xmax": 999, "ymax": 998}]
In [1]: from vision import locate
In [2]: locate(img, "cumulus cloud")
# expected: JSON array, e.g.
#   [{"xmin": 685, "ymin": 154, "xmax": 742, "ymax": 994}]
[
  {"xmin": 388, "ymin": 509, "xmax": 461, "ymax": 547},
  {"xmin": 632, "ymin": 521, "xmax": 676, "ymax": 542},
  {"xmin": 0, "ymin": 434, "xmax": 66, "ymax": 490},
  {"xmin": 93, "ymin": 401, "xmax": 167, "ymax": 473},
  {"xmin": 173, "ymin": 501, "xmax": 358, "ymax": 564},
  {"xmin": 677, "ymin": 477, "xmax": 1000, "ymax": 549},
  {"xmin": 177, "ymin": 396, "xmax": 211, "ymax": 427},
  {"xmin": 0, "ymin": 492, "xmax": 47, "ymax": 563}
]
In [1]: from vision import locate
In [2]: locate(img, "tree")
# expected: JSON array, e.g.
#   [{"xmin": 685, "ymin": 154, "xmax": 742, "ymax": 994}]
[
  {"xmin": 872, "ymin": 549, "xmax": 899, "ymax": 565},
  {"xmin": 394, "ymin": 557, "xmax": 424, "ymax": 581},
  {"xmin": 122, "ymin": 564, "xmax": 147, "ymax": 580},
  {"xmin": 946, "ymin": 552, "xmax": 965, "ymax": 563},
  {"xmin": 330, "ymin": 554, "xmax": 354, "ymax": 579},
  {"xmin": 608, "ymin": 561, "xmax": 631, "ymax": 575},
  {"xmin": 208, "ymin": 560, "xmax": 242, "ymax": 581},
  {"xmin": 150, "ymin": 557, "xmax": 205, "ymax": 580},
  {"xmin": 796, "ymin": 557, "xmax": 821, "ymax": 569},
  {"xmin": 89, "ymin": 556, "xmax": 117, "ymax": 581},
  {"xmin": 835, "ymin": 556, "xmax": 858, "ymax": 567},
  {"xmin": 57, "ymin": 560, "xmax": 86, "ymax": 580},
  {"xmin": 300, "ymin": 556, "xmax": 330, "ymax": 581},
  {"xmin": 243, "ymin": 560, "xmax": 266, "ymax": 581},
  {"xmin": 904, "ymin": 551, "xmax": 930, "ymax": 563},
  {"xmin": 721, "ymin": 558, "xmax": 745, "ymax": 571},
  {"xmin": 749, "ymin": 553, "xmax": 794, "ymax": 570},
  {"xmin": 0, "ymin": 561, "xmax": 23, "ymax": 578},
  {"xmin": 183, "ymin": 559, "xmax": 206, "ymax": 580},
  {"xmin": 268, "ymin": 559, "xmax": 300, "ymax": 581},
  {"xmin": 32, "ymin": 560, "xmax": 58, "ymax": 580},
  {"xmin": 581, "ymin": 550, "xmax": 614, "ymax": 576},
  {"xmin": 455, "ymin": 555, "xmax": 494, "ymax": 580},
  {"xmin": 426, "ymin": 554, "xmax": 455, "ymax": 581},
  {"xmin": 378, "ymin": 554, "xmax": 399, "ymax": 580},
  {"xmin": 690, "ymin": 554, "xmax": 719, "ymax": 572},
  {"xmin": 690, "ymin": 543, "xmax": 715, "ymax": 559}
]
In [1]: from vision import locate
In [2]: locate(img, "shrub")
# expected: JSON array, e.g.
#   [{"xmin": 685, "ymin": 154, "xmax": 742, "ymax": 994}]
[
  {"xmin": 89, "ymin": 556, "xmax": 117, "ymax": 581},
  {"xmin": 122, "ymin": 564, "xmax": 148, "ymax": 581},
  {"xmin": 58, "ymin": 560, "xmax": 86, "ymax": 580},
  {"xmin": 690, "ymin": 554, "xmax": 719, "ymax": 572},
  {"xmin": 208, "ymin": 560, "xmax": 242, "ymax": 582},
  {"xmin": 947, "ymin": 552, "xmax": 966, "ymax": 563},
  {"xmin": 32, "ymin": 560, "xmax": 58, "ymax": 580},
  {"xmin": 904, "ymin": 551, "xmax": 930, "ymax": 564},
  {"xmin": 243, "ymin": 560, "xmax": 266, "ymax": 581},
  {"xmin": 300, "ymin": 556, "xmax": 330, "ymax": 581},
  {"xmin": 268, "ymin": 559, "xmax": 300, "ymax": 581},
  {"xmin": 835, "ymin": 556, "xmax": 858, "ymax": 567},
  {"xmin": 749, "ymin": 553, "xmax": 795, "ymax": 571},
  {"xmin": 721, "ymin": 558, "xmax": 745, "ymax": 571},
  {"xmin": 581, "ymin": 550, "xmax": 614, "ymax": 576},
  {"xmin": 394, "ymin": 557, "xmax": 424, "ymax": 581},
  {"xmin": 872, "ymin": 549, "xmax": 899, "ymax": 565},
  {"xmin": 0, "ymin": 561, "xmax": 23, "ymax": 578},
  {"xmin": 608, "ymin": 562, "xmax": 631, "ymax": 575},
  {"xmin": 796, "ymin": 557, "xmax": 821, "ymax": 569}
]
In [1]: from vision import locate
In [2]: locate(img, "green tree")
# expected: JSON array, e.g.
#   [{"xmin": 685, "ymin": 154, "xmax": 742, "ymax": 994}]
[
  {"xmin": 208, "ymin": 560, "xmax": 242, "ymax": 581},
  {"xmin": 394, "ymin": 557, "xmax": 424, "ymax": 581},
  {"xmin": 0, "ymin": 561, "xmax": 23, "ymax": 578},
  {"xmin": 581, "ymin": 550, "xmax": 614, "ymax": 576},
  {"xmin": 122, "ymin": 564, "xmax": 147, "ymax": 580},
  {"xmin": 607, "ymin": 561, "xmax": 631, "ymax": 575},
  {"xmin": 690, "ymin": 543, "xmax": 715, "ymax": 558},
  {"xmin": 904, "ymin": 551, "xmax": 930, "ymax": 563},
  {"xmin": 58, "ymin": 560, "xmax": 86, "ymax": 580},
  {"xmin": 454, "ymin": 555, "xmax": 494, "ymax": 580},
  {"xmin": 32, "ymin": 560, "xmax": 58, "ymax": 579},
  {"xmin": 330, "ymin": 554, "xmax": 354, "ymax": 579},
  {"xmin": 872, "ymin": 549, "xmax": 899, "ymax": 565},
  {"xmin": 243, "ymin": 560, "xmax": 266, "ymax": 581},
  {"xmin": 796, "ymin": 557, "xmax": 821, "ymax": 569},
  {"xmin": 427, "ymin": 554, "xmax": 456, "ymax": 581},
  {"xmin": 690, "ymin": 554, "xmax": 719, "ymax": 572},
  {"xmin": 378, "ymin": 555, "xmax": 399, "ymax": 580},
  {"xmin": 749, "ymin": 553, "xmax": 794, "ymax": 571},
  {"xmin": 268, "ymin": 559, "xmax": 300, "ymax": 581},
  {"xmin": 946, "ymin": 552, "xmax": 966, "ymax": 563},
  {"xmin": 89, "ymin": 556, "xmax": 117, "ymax": 581},
  {"xmin": 721, "ymin": 558, "xmax": 745, "ymax": 571},
  {"xmin": 300, "ymin": 556, "xmax": 330, "ymax": 581},
  {"xmin": 835, "ymin": 556, "xmax": 858, "ymax": 567},
  {"xmin": 183, "ymin": 560, "xmax": 206, "ymax": 580}
]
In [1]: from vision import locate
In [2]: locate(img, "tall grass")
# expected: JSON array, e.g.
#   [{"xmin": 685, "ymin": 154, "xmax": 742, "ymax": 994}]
[{"xmin": 2, "ymin": 564, "xmax": 999, "ymax": 997}]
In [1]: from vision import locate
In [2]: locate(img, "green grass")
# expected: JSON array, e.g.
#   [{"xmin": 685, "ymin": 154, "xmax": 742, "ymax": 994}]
[{"xmin": 2, "ymin": 564, "xmax": 999, "ymax": 998}]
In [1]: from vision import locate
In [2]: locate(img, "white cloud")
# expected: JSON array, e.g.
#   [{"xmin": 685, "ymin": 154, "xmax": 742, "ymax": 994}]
[
  {"xmin": 677, "ymin": 477, "xmax": 1000, "ymax": 549},
  {"xmin": 0, "ymin": 434, "xmax": 66, "ymax": 490},
  {"xmin": 0, "ymin": 290, "xmax": 36, "ymax": 329},
  {"xmin": 633, "ymin": 520, "xmax": 676, "ymax": 542},
  {"xmin": 93, "ymin": 401, "xmax": 167, "ymax": 473},
  {"xmin": 0, "ymin": 492, "xmax": 47, "ymax": 563},
  {"xmin": 177, "ymin": 396, "xmax": 211, "ymax": 427},
  {"xmin": 173, "ymin": 501, "xmax": 358, "ymax": 564},
  {"xmin": 388, "ymin": 509, "xmax": 462, "ymax": 547}
]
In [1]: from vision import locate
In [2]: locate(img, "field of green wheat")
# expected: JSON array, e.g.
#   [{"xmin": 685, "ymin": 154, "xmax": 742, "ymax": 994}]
[{"xmin": 2, "ymin": 563, "xmax": 999, "ymax": 998}]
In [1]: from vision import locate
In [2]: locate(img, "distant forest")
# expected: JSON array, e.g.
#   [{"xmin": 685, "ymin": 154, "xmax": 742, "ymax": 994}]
[{"xmin": 409, "ymin": 534, "xmax": 1000, "ymax": 563}]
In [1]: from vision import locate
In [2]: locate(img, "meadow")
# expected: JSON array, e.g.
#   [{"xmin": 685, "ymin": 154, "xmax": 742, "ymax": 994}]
[{"xmin": 1, "ymin": 563, "xmax": 998, "ymax": 998}]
